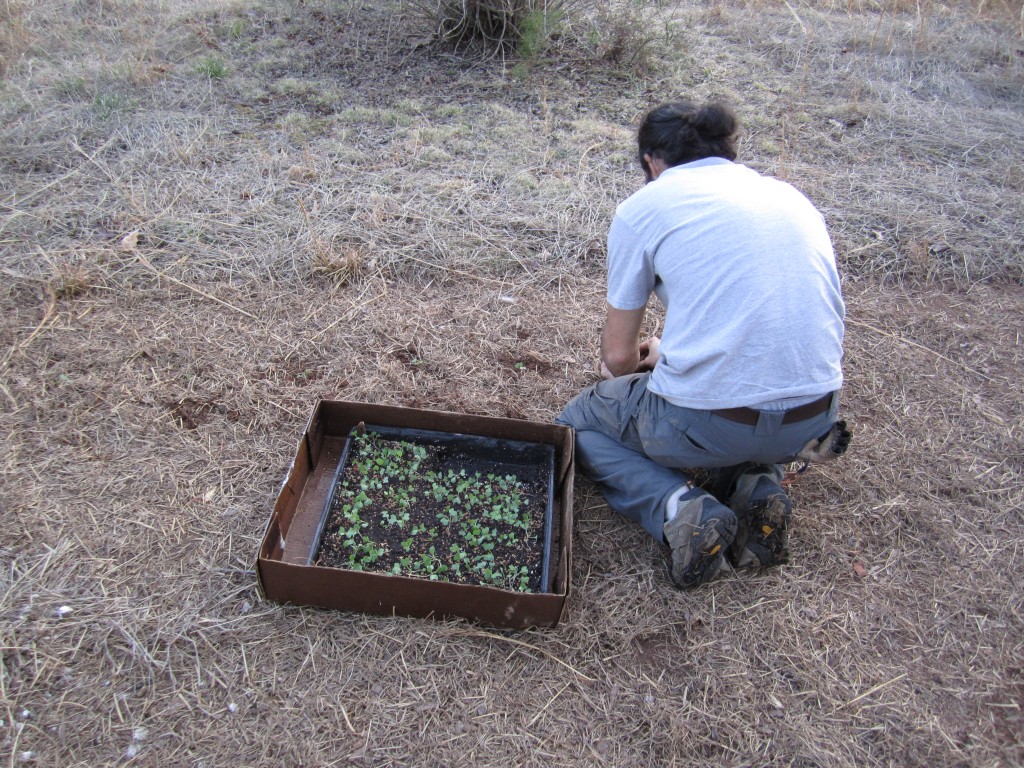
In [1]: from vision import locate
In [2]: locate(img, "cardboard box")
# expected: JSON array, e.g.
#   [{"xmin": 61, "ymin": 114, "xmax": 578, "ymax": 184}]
[{"xmin": 257, "ymin": 400, "xmax": 574, "ymax": 629}]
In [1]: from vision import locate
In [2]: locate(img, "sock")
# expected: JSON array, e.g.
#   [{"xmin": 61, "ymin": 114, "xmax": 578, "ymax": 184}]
[{"xmin": 664, "ymin": 481, "xmax": 695, "ymax": 523}]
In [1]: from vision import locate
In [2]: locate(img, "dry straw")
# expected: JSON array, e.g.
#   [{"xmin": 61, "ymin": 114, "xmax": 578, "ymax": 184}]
[{"xmin": 2, "ymin": 0, "xmax": 1022, "ymax": 765}]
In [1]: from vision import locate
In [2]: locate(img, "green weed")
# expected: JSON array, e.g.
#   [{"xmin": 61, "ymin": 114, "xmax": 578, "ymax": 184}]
[
  {"xmin": 92, "ymin": 92, "xmax": 134, "ymax": 117},
  {"xmin": 517, "ymin": 7, "xmax": 561, "ymax": 61},
  {"xmin": 55, "ymin": 76, "xmax": 89, "ymax": 99},
  {"xmin": 195, "ymin": 56, "xmax": 228, "ymax": 79}
]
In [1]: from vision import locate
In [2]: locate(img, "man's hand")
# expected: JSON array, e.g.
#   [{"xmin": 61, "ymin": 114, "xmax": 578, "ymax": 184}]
[
  {"xmin": 637, "ymin": 336, "xmax": 661, "ymax": 371},
  {"xmin": 599, "ymin": 335, "xmax": 660, "ymax": 380}
]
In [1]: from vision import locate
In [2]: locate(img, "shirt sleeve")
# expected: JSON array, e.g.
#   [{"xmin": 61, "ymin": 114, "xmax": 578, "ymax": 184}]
[{"xmin": 606, "ymin": 214, "xmax": 655, "ymax": 310}]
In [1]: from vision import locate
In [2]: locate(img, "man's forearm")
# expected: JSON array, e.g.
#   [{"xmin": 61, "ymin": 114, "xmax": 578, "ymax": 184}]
[{"xmin": 600, "ymin": 304, "xmax": 647, "ymax": 377}]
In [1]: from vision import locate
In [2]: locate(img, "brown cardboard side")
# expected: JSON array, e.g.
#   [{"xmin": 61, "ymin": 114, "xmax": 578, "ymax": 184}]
[
  {"xmin": 255, "ymin": 429, "xmax": 311, "ymax": 597},
  {"xmin": 315, "ymin": 401, "xmax": 565, "ymax": 446},
  {"xmin": 280, "ymin": 436, "xmax": 346, "ymax": 565},
  {"xmin": 304, "ymin": 401, "xmax": 327, "ymax": 468},
  {"xmin": 259, "ymin": 431, "xmax": 311, "ymax": 561},
  {"xmin": 258, "ymin": 559, "xmax": 566, "ymax": 629},
  {"xmin": 258, "ymin": 400, "xmax": 574, "ymax": 628}
]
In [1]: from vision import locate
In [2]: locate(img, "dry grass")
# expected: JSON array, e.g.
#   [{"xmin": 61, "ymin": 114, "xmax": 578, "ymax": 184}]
[
  {"xmin": 0, "ymin": 1, "xmax": 28, "ymax": 77},
  {"xmin": 2, "ymin": 0, "xmax": 1023, "ymax": 765}
]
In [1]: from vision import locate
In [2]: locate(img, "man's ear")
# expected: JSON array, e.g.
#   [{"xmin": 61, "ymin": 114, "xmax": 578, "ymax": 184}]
[{"xmin": 645, "ymin": 154, "xmax": 668, "ymax": 180}]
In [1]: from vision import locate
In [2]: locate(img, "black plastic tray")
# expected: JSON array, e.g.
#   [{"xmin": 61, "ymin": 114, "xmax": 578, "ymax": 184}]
[{"xmin": 311, "ymin": 424, "xmax": 557, "ymax": 593}]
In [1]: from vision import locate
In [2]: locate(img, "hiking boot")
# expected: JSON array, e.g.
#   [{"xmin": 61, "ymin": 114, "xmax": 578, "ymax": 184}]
[
  {"xmin": 718, "ymin": 464, "xmax": 792, "ymax": 569},
  {"xmin": 663, "ymin": 487, "xmax": 737, "ymax": 589}
]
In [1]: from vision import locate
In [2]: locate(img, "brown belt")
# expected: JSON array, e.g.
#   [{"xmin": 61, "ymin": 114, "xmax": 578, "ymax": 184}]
[{"xmin": 712, "ymin": 392, "xmax": 833, "ymax": 426}]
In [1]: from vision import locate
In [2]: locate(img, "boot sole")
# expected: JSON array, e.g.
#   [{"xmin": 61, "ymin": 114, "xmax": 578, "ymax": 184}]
[
  {"xmin": 733, "ymin": 492, "xmax": 791, "ymax": 569},
  {"xmin": 665, "ymin": 497, "xmax": 737, "ymax": 589}
]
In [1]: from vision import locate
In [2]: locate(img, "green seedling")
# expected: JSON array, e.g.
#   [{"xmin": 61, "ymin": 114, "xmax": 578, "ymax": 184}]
[{"xmin": 325, "ymin": 430, "xmax": 541, "ymax": 591}]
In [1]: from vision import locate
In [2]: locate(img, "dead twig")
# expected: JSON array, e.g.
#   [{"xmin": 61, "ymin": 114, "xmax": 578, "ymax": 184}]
[
  {"xmin": 847, "ymin": 317, "xmax": 997, "ymax": 383},
  {"xmin": 133, "ymin": 252, "xmax": 260, "ymax": 320},
  {"xmin": 447, "ymin": 628, "xmax": 597, "ymax": 682}
]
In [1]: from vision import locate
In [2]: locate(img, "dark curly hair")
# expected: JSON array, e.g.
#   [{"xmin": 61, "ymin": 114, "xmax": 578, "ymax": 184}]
[{"xmin": 637, "ymin": 100, "xmax": 739, "ymax": 179}]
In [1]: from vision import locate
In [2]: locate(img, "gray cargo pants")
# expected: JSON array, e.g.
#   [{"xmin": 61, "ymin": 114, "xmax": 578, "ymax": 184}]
[{"xmin": 555, "ymin": 373, "xmax": 838, "ymax": 542}]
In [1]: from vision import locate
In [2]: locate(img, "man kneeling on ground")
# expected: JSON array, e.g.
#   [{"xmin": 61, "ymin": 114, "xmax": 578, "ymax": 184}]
[{"xmin": 556, "ymin": 99, "xmax": 848, "ymax": 588}]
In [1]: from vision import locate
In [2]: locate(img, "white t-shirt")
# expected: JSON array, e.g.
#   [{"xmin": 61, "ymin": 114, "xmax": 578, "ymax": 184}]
[{"xmin": 607, "ymin": 157, "xmax": 845, "ymax": 410}]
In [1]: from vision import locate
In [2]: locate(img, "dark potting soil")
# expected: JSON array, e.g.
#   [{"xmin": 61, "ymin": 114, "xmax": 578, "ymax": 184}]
[{"xmin": 314, "ymin": 429, "xmax": 552, "ymax": 592}]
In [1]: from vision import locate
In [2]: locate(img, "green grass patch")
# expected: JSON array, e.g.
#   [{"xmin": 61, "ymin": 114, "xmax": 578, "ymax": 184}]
[
  {"xmin": 195, "ymin": 56, "xmax": 229, "ymax": 79},
  {"xmin": 92, "ymin": 92, "xmax": 135, "ymax": 117}
]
